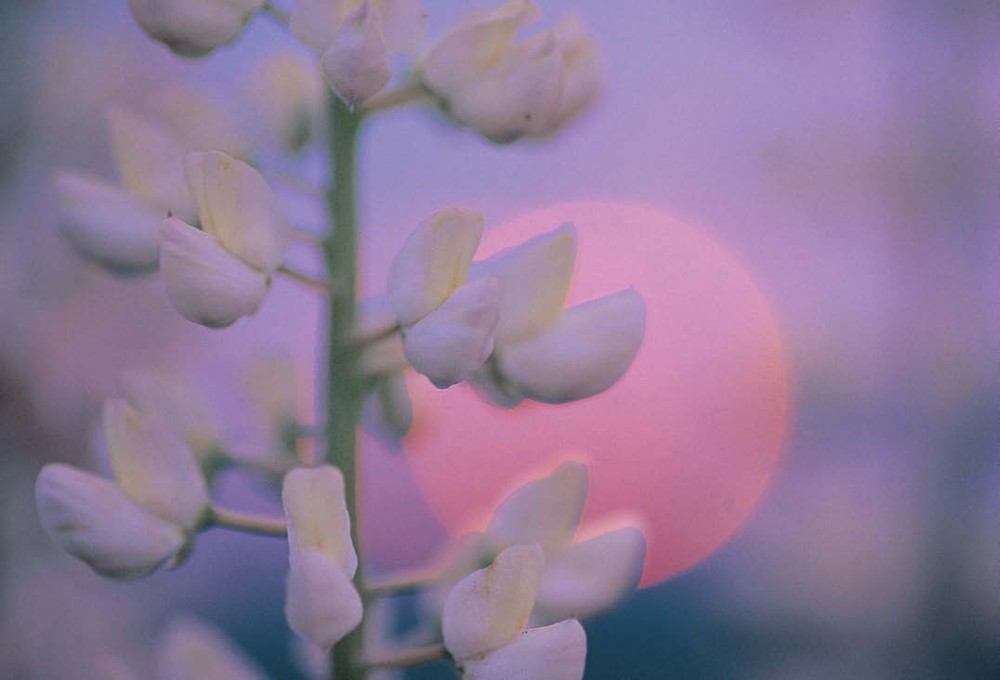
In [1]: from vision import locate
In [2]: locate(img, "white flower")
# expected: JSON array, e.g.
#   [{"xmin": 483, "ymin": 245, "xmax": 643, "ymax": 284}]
[
  {"xmin": 121, "ymin": 368, "xmax": 223, "ymax": 465},
  {"xmin": 283, "ymin": 465, "xmax": 363, "ymax": 649},
  {"xmin": 54, "ymin": 108, "xmax": 194, "ymax": 275},
  {"xmin": 387, "ymin": 208, "xmax": 501, "ymax": 388},
  {"xmin": 417, "ymin": 1, "xmax": 601, "ymax": 143},
  {"xmin": 155, "ymin": 617, "xmax": 267, "ymax": 680},
  {"xmin": 430, "ymin": 461, "xmax": 645, "ymax": 625},
  {"xmin": 291, "ymin": 0, "xmax": 427, "ymax": 107},
  {"xmin": 442, "ymin": 544, "xmax": 587, "ymax": 680},
  {"xmin": 127, "ymin": 0, "xmax": 264, "ymax": 58},
  {"xmin": 233, "ymin": 352, "xmax": 304, "ymax": 474},
  {"xmin": 35, "ymin": 400, "xmax": 210, "ymax": 579},
  {"xmin": 468, "ymin": 225, "xmax": 646, "ymax": 407},
  {"xmin": 159, "ymin": 151, "xmax": 289, "ymax": 328},
  {"xmin": 245, "ymin": 51, "xmax": 325, "ymax": 153},
  {"xmin": 149, "ymin": 81, "xmax": 252, "ymax": 159}
]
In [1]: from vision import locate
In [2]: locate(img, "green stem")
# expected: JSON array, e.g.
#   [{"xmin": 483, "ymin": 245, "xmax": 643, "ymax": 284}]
[{"xmin": 323, "ymin": 92, "xmax": 367, "ymax": 680}]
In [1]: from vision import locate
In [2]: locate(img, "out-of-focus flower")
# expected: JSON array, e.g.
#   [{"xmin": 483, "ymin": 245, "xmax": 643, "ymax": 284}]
[
  {"xmin": 417, "ymin": 0, "xmax": 600, "ymax": 143},
  {"xmin": 155, "ymin": 617, "xmax": 268, "ymax": 680},
  {"xmin": 121, "ymin": 368, "xmax": 223, "ymax": 466},
  {"xmin": 159, "ymin": 151, "xmax": 289, "ymax": 328},
  {"xmin": 283, "ymin": 465, "xmax": 363, "ymax": 649},
  {"xmin": 234, "ymin": 352, "xmax": 304, "ymax": 473},
  {"xmin": 150, "ymin": 81, "xmax": 252, "ymax": 159},
  {"xmin": 245, "ymin": 51, "xmax": 324, "ymax": 153},
  {"xmin": 35, "ymin": 400, "xmax": 210, "ymax": 579},
  {"xmin": 291, "ymin": 0, "xmax": 427, "ymax": 107},
  {"xmin": 127, "ymin": 0, "xmax": 265, "ymax": 58},
  {"xmin": 442, "ymin": 544, "xmax": 587, "ymax": 680},
  {"xmin": 387, "ymin": 208, "xmax": 501, "ymax": 388},
  {"xmin": 427, "ymin": 461, "xmax": 645, "ymax": 625},
  {"xmin": 469, "ymin": 224, "xmax": 645, "ymax": 407},
  {"xmin": 54, "ymin": 108, "xmax": 194, "ymax": 275}
]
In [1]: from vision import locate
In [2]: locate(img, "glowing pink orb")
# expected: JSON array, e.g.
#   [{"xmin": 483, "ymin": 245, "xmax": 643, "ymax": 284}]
[{"xmin": 402, "ymin": 202, "xmax": 790, "ymax": 586}]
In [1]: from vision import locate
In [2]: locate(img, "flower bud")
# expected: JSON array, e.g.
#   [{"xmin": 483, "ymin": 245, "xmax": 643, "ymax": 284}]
[
  {"xmin": 155, "ymin": 617, "xmax": 267, "ymax": 680},
  {"xmin": 319, "ymin": 2, "xmax": 391, "ymax": 108},
  {"xmin": 127, "ymin": 0, "xmax": 264, "ymax": 58},
  {"xmin": 35, "ymin": 464, "xmax": 185, "ymax": 579}
]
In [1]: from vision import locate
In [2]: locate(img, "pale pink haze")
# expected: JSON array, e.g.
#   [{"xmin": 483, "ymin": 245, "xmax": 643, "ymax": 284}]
[{"xmin": 403, "ymin": 202, "xmax": 790, "ymax": 586}]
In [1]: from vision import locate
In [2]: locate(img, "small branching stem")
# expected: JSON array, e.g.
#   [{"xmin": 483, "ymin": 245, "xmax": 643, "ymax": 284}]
[
  {"xmin": 362, "ymin": 643, "xmax": 448, "ymax": 671},
  {"xmin": 364, "ymin": 573, "xmax": 440, "ymax": 599},
  {"xmin": 262, "ymin": 1, "xmax": 290, "ymax": 26},
  {"xmin": 362, "ymin": 83, "xmax": 429, "ymax": 113},
  {"xmin": 277, "ymin": 265, "xmax": 336, "ymax": 295},
  {"xmin": 352, "ymin": 322, "xmax": 402, "ymax": 348},
  {"xmin": 209, "ymin": 507, "xmax": 288, "ymax": 537}
]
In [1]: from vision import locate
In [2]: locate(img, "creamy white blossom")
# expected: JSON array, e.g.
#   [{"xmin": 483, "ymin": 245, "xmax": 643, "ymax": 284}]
[
  {"xmin": 55, "ymin": 108, "xmax": 194, "ymax": 274},
  {"xmin": 150, "ymin": 81, "xmax": 252, "ymax": 158},
  {"xmin": 291, "ymin": 0, "xmax": 427, "ymax": 107},
  {"xmin": 468, "ymin": 225, "xmax": 646, "ymax": 407},
  {"xmin": 155, "ymin": 617, "xmax": 267, "ymax": 680},
  {"xmin": 387, "ymin": 208, "xmax": 501, "ymax": 388},
  {"xmin": 246, "ymin": 51, "xmax": 324, "ymax": 152},
  {"xmin": 121, "ymin": 368, "xmax": 222, "ymax": 463},
  {"xmin": 417, "ymin": 0, "xmax": 600, "ymax": 143},
  {"xmin": 127, "ymin": 0, "xmax": 264, "ymax": 58},
  {"xmin": 35, "ymin": 400, "xmax": 210, "ymax": 579},
  {"xmin": 443, "ymin": 544, "xmax": 586, "ymax": 680},
  {"xmin": 160, "ymin": 151, "xmax": 289, "ymax": 328},
  {"xmin": 283, "ymin": 465, "xmax": 363, "ymax": 649}
]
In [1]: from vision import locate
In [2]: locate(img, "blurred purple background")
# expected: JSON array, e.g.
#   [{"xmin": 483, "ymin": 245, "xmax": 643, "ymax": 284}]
[{"xmin": 2, "ymin": 1, "xmax": 999, "ymax": 678}]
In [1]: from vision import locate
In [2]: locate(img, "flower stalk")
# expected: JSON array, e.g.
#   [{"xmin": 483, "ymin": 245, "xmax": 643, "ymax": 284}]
[{"xmin": 323, "ymin": 90, "xmax": 367, "ymax": 680}]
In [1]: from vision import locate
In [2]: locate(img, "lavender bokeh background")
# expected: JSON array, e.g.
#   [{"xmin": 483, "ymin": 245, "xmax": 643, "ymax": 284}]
[{"xmin": 2, "ymin": 1, "xmax": 1000, "ymax": 678}]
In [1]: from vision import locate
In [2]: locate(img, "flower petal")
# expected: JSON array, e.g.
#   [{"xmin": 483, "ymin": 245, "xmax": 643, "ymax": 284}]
[
  {"xmin": 159, "ymin": 217, "xmax": 270, "ymax": 329},
  {"xmin": 246, "ymin": 51, "xmax": 324, "ymax": 153},
  {"xmin": 156, "ymin": 617, "xmax": 267, "ymax": 680},
  {"xmin": 534, "ymin": 527, "xmax": 646, "ymax": 624},
  {"xmin": 290, "ymin": 0, "xmax": 349, "ymax": 49},
  {"xmin": 319, "ymin": 2, "xmax": 392, "ymax": 107},
  {"xmin": 35, "ymin": 464, "xmax": 185, "ymax": 579},
  {"xmin": 468, "ymin": 361, "xmax": 524, "ymax": 409},
  {"xmin": 388, "ymin": 208, "xmax": 484, "ymax": 327},
  {"xmin": 442, "ymin": 544, "xmax": 544, "ymax": 661},
  {"xmin": 374, "ymin": 0, "xmax": 427, "ymax": 53},
  {"xmin": 150, "ymin": 81, "xmax": 250, "ymax": 158},
  {"xmin": 470, "ymin": 222, "xmax": 576, "ymax": 350},
  {"xmin": 184, "ymin": 151, "xmax": 289, "ymax": 273},
  {"xmin": 126, "ymin": 0, "xmax": 263, "ymax": 58},
  {"xmin": 485, "ymin": 461, "xmax": 587, "ymax": 555},
  {"xmin": 54, "ymin": 170, "xmax": 163, "ymax": 275},
  {"xmin": 286, "ymin": 549, "xmax": 364, "ymax": 650},
  {"xmin": 121, "ymin": 368, "xmax": 221, "ymax": 460},
  {"xmin": 103, "ymin": 398, "xmax": 209, "ymax": 530},
  {"xmin": 501, "ymin": 288, "xmax": 646, "ymax": 403},
  {"xmin": 419, "ymin": 0, "xmax": 540, "ymax": 96},
  {"xmin": 463, "ymin": 619, "xmax": 586, "ymax": 680},
  {"xmin": 544, "ymin": 15, "xmax": 600, "ymax": 135},
  {"xmin": 361, "ymin": 372, "xmax": 413, "ymax": 446},
  {"xmin": 445, "ymin": 30, "xmax": 565, "ymax": 144},
  {"xmin": 283, "ymin": 465, "xmax": 357, "ymax": 575},
  {"xmin": 403, "ymin": 276, "xmax": 500, "ymax": 388},
  {"xmin": 106, "ymin": 107, "xmax": 194, "ymax": 220}
]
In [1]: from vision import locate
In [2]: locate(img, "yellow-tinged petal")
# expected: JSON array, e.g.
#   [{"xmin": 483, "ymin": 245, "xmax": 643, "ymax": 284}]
[
  {"xmin": 470, "ymin": 222, "xmax": 576, "ymax": 350},
  {"xmin": 282, "ymin": 465, "xmax": 357, "ymax": 576},
  {"xmin": 54, "ymin": 170, "xmax": 163, "ymax": 275},
  {"xmin": 419, "ymin": 0, "xmax": 540, "ymax": 96},
  {"xmin": 373, "ymin": 0, "xmax": 426, "ymax": 53},
  {"xmin": 184, "ymin": 151, "xmax": 288, "ymax": 273},
  {"xmin": 388, "ymin": 208, "xmax": 484, "ymax": 327},
  {"xmin": 501, "ymin": 288, "xmax": 646, "ymax": 403},
  {"xmin": 107, "ymin": 107, "xmax": 194, "ymax": 220},
  {"xmin": 403, "ymin": 277, "xmax": 500, "ymax": 389},
  {"xmin": 156, "ymin": 617, "xmax": 267, "ymax": 680},
  {"xmin": 291, "ymin": 0, "xmax": 351, "ymax": 50},
  {"xmin": 150, "ymin": 81, "xmax": 249, "ymax": 158},
  {"xmin": 35, "ymin": 464, "xmax": 185, "ymax": 580},
  {"xmin": 245, "ymin": 352, "xmax": 300, "ymax": 432},
  {"xmin": 442, "ymin": 544, "xmax": 545, "ymax": 661},
  {"xmin": 159, "ymin": 218, "xmax": 270, "ymax": 329},
  {"xmin": 102, "ymin": 399, "xmax": 209, "ymax": 530},
  {"xmin": 121, "ymin": 368, "xmax": 221, "ymax": 460},
  {"xmin": 463, "ymin": 619, "xmax": 586, "ymax": 680},
  {"xmin": 286, "ymin": 549, "xmax": 364, "ymax": 650},
  {"xmin": 534, "ymin": 527, "xmax": 646, "ymax": 623},
  {"xmin": 484, "ymin": 461, "xmax": 587, "ymax": 555},
  {"xmin": 319, "ymin": 2, "xmax": 392, "ymax": 107}
]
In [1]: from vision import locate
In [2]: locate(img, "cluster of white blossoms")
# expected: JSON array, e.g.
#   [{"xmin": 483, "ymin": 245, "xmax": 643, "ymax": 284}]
[{"xmin": 37, "ymin": 0, "xmax": 650, "ymax": 678}]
